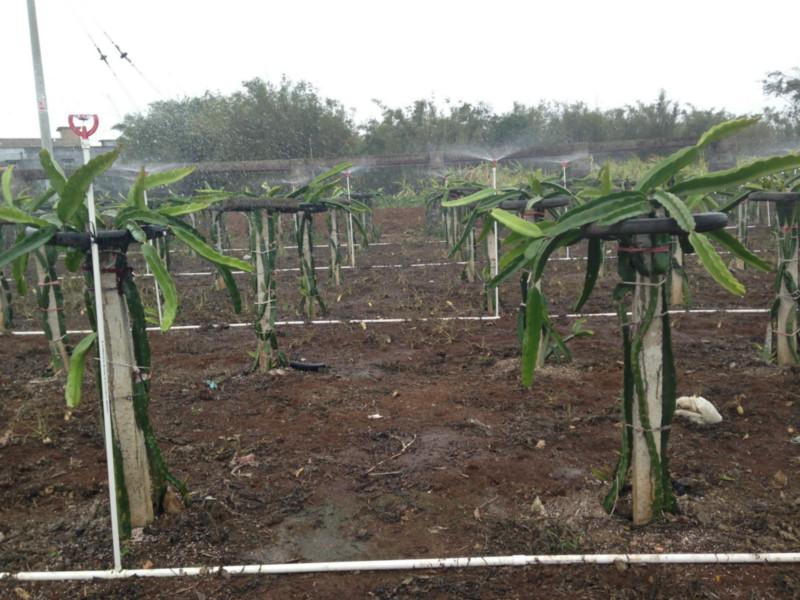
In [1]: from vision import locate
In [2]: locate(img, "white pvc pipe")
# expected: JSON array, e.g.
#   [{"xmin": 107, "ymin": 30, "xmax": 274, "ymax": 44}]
[
  {"xmin": 132, "ymin": 261, "xmax": 469, "ymax": 278},
  {"xmin": 345, "ymin": 174, "xmax": 356, "ymax": 268},
  {"xmin": 80, "ymin": 136, "xmax": 123, "ymax": 571},
  {"xmin": 490, "ymin": 162, "xmax": 500, "ymax": 317},
  {"xmin": 71, "ymin": 244, "xmax": 770, "ymax": 282},
  {"xmin": 130, "ymin": 241, "xmax": 447, "ymax": 256},
  {"xmin": 143, "ymin": 190, "xmax": 163, "ymax": 328},
  {"xmin": 3, "ymin": 552, "xmax": 800, "ymax": 581},
  {"xmin": 559, "ymin": 307, "xmax": 769, "ymax": 319},
  {"xmin": 10, "ymin": 307, "xmax": 769, "ymax": 338}
]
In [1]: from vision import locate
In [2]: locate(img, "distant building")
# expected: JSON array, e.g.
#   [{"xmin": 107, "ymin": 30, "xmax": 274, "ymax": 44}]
[{"xmin": 0, "ymin": 126, "xmax": 117, "ymax": 170}]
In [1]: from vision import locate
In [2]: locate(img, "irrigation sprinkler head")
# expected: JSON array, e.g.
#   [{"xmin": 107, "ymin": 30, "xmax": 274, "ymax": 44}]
[
  {"xmin": 491, "ymin": 160, "xmax": 497, "ymax": 169},
  {"xmin": 68, "ymin": 114, "xmax": 99, "ymax": 140}
]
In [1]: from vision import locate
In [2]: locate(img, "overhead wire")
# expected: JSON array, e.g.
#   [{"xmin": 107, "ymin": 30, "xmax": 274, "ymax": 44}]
[
  {"xmin": 102, "ymin": 29, "xmax": 164, "ymax": 97},
  {"xmin": 65, "ymin": 1, "xmax": 142, "ymax": 113}
]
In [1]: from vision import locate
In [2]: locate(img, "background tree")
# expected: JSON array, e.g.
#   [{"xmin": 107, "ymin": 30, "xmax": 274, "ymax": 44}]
[{"xmin": 763, "ymin": 68, "xmax": 800, "ymax": 130}]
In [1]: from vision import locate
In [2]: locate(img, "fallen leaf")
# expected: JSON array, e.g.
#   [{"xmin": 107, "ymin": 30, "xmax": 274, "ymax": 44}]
[
  {"xmin": 531, "ymin": 496, "xmax": 546, "ymax": 516},
  {"xmin": 163, "ymin": 489, "xmax": 184, "ymax": 515}
]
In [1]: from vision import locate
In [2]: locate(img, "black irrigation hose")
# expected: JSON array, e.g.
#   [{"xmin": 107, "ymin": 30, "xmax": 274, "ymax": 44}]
[
  {"xmin": 582, "ymin": 212, "xmax": 727, "ymax": 239},
  {"xmin": 289, "ymin": 360, "xmax": 327, "ymax": 372},
  {"xmin": 499, "ymin": 196, "xmax": 570, "ymax": 211},
  {"xmin": 45, "ymin": 225, "xmax": 168, "ymax": 251},
  {"xmin": 215, "ymin": 199, "xmax": 329, "ymax": 214},
  {"xmin": 748, "ymin": 192, "xmax": 800, "ymax": 203},
  {"xmin": 349, "ymin": 192, "xmax": 375, "ymax": 201}
]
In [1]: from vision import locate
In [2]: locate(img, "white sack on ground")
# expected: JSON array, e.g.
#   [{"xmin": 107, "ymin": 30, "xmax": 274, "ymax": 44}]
[{"xmin": 674, "ymin": 395, "xmax": 723, "ymax": 426}]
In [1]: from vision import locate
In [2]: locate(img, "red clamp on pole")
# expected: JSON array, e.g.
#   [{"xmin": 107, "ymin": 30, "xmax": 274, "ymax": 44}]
[{"xmin": 68, "ymin": 114, "xmax": 99, "ymax": 139}]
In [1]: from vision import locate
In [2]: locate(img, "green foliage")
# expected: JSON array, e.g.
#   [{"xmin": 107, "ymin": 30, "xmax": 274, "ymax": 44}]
[
  {"xmin": 115, "ymin": 82, "xmax": 797, "ymax": 166},
  {"xmin": 55, "ymin": 147, "xmax": 122, "ymax": 224},
  {"xmin": 574, "ymin": 238, "xmax": 602, "ymax": 311},
  {"xmin": 688, "ymin": 231, "xmax": 744, "ymax": 296},
  {"xmin": 1, "ymin": 166, "xmax": 13, "ymax": 206},
  {"xmin": 489, "ymin": 208, "xmax": 544, "ymax": 237},
  {"xmin": 116, "ymin": 77, "xmax": 357, "ymax": 162},
  {"xmin": 487, "ymin": 119, "xmax": 798, "ymax": 332},
  {"xmin": 141, "ymin": 244, "xmax": 177, "ymax": 331},
  {"xmin": 361, "ymin": 91, "xmax": 737, "ymax": 155},
  {"xmin": 705, "ymin": 229, "xmax": 772, "ymax": 272},
  {"xmin": 65, "ymin": 333, "xmax": 97, "ymax": 408},
  {"xmin": 670, "ymin": 154, "xmax": 800, "ymax": 196},
  {"xmin": 763, "ymin": 68, "xmax": 800, "ymax": 129},
  {"xmin": 0, "ymin": 226, "xmax": 57, "ymax": 269},
  {"xmin": 521, "ymin": 285, "xmax": 544, "ymax": 387}
]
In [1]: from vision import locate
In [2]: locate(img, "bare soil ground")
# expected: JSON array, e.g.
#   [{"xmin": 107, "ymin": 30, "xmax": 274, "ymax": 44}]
[{"xmin": 1, "ymin": 207, "xmax": 799, "ymax": 599}]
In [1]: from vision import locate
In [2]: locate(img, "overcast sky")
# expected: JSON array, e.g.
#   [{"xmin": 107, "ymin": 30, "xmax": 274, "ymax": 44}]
[{"xmin": 5, "ymin": 0, "xmax": 799, "ymax": 141}]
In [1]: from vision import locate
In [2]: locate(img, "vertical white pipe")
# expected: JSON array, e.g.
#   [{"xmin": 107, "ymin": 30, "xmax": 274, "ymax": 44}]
[
  {"xmin": 143, "ymin": 190, "xmax": 163, "ymax": 328},
  {"xmin": 561, "ymin": 162, "xmax": 570, "ymax": 259},
  {"xmin": 81, "ymin": 137, "xmax": 123, "ymax": 571},
  {"xmin": 490, "ymin": 162, "xmax": 499, "ymax": 317},
  {"xmin": 330, "ymin": 209, "xmax": 341, "ymax": 286},
  {"xmin": 345, "ymin": 173, "xmax": 355, "ymax": 268}
]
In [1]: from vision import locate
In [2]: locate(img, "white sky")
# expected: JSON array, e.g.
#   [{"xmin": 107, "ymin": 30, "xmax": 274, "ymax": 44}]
[{"xmin": 4, "ymin": 0, "xmax": 799, "ymax": 141}]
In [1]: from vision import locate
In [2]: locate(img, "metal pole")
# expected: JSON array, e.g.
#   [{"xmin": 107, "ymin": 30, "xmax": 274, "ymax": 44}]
[
  {"xmin": 80, "ymin": 133, "xmax": 124, "ymax": 572},
  {"xmin": 26, "ymin": 0, "xmax": 53, "ymax": 155}
]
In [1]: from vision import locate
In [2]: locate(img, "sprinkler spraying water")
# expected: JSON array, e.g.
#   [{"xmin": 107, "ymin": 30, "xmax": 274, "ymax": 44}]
[
  {"xmin": 68, "ymin": 113, "xmax": 123, "ymax": 570},
  {"xmin": 487, "ymin": 160, "xmax": 500, "ymax": 316}
]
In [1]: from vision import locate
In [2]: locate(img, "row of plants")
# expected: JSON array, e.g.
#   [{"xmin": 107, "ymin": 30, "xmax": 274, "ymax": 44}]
[
  {"xmin": 0, "ymin": 152, "xmax": 367, "ymax": 534},
  {"xmin": 442, "ymin": 117, "xmax": 800, "ymax": 524}
]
